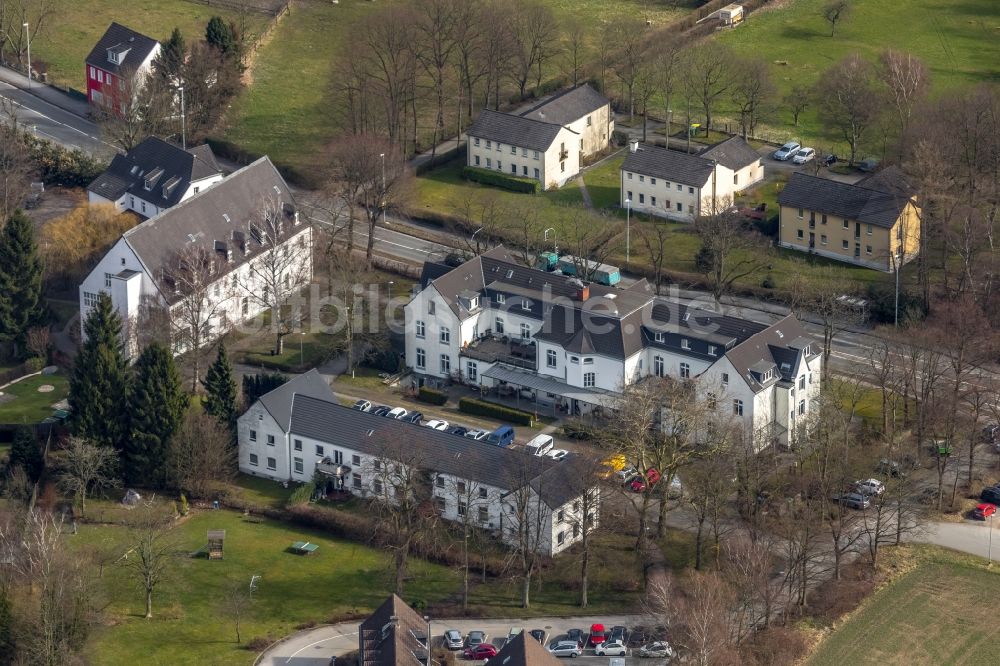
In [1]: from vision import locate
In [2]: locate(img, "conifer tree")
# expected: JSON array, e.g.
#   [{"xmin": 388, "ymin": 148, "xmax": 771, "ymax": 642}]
[
  {"xmin": 157, "ymin": 27, "xmax": 186, "ymax": 81},
  {"xmin": 126, "ymin": 342, "xmax": 188, "ymax": 488},
  {"xmin": 205, "ymin": 16, "xmax": 237, "ymax": 58},
  {"xmin": 0, "ymin": 210, "xmax": 44, "ymax": 357},
  {"xmin": 8, "ymin": 426, "xmax": 44, "ymax": 483},
  {"xmin": 202, "ymin": 342, "xmax": 238, "ymax": 441},
  {"xmin": 68, "ymin": 293, "xmax": 128, "ymax": 450}
]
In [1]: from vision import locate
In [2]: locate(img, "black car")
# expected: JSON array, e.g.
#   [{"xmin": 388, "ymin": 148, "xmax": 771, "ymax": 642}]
[
  {"xmin": 822, "ymin": 153, "xmax": 838, "ymax": 167},
  {"xmin": 609, "ymin": 626, "xmax": 628, "ymax": 644},
  {"xmin": 403, "ymin": 412, "xmax": 423, "ymax": 424},
  {"xmin": 448, "ymin": 426, "xmax": 469, "ymax": 437},
  {"xmin": 371, "ymin": 405, "xmax": 391, "ymax": 417},
  {"xmin": 529, "ymin": 629, "xmax": 546, "ymax": 645},
  {"xmin": 565, "ymin": 628, "xmax": 584, "ymax": 647},
  {"xmin": 981, "ymin": 485, "xmax": 1000, "ymax": 505}
]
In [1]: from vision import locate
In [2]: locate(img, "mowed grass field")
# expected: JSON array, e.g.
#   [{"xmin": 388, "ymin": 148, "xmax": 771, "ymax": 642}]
[
  {"xmin": 30, "ymin": 0, "xmax": 268, "ymax": 92},
  {"xmin": 809, "ymin": 546, "xmax": 1000, "ymax": 666},
  {"xmin": 80, "ymin": 508, "xmax": 461, "ymax": 665},
  {"xmin": 717, "ymin": 0, "xmax": 1000, "ymax": 144}
]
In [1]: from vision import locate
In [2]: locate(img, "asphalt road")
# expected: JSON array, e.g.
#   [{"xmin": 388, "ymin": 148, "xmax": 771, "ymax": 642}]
[
  {"xmin": 259, "ymin": 614, "xmax": 647, "ymax": 666},
  {"xmin": 0, "ymin": 80, "xmax": 112, "ymax": 157}
]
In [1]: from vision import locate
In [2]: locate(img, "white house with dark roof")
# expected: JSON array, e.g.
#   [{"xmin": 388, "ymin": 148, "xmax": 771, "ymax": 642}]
[
  {"xmin": 79, "ymin": 156, "xmax": 312, "ymax": 357},
  {"xmin": 237, "ymin": 373, "xmax": 598, "ymax": 556},
  {"xmin": 620, "ymin": 136, "xmax": 763, "ymax": 222},
  {"xmin": 85, "ymin": 22, "xmax": 160, "ymax": 112},
  {"xmin": 405, "ymin": 246, "xmax": 821, "ymax": 449},
  {"xmin": 88, "ymin": 137, "xmax": 224, "ymax": 218},
  {"xmin": 466, "ymin": 85, "xmax": 612, "ymax": 190}
]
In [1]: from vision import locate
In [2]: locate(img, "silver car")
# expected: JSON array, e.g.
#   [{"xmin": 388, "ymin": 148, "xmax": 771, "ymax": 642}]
[
  {"xmin": 773, "ymin": 141, "xmax": 801, "ymax": 161},
  {"xmin": 547, "ymin": 640, "xmax": 582, "ymax": 658},
  {"xmin": 638, "ymin": 641, "xmax": 674, "ymax": 658},
  {"xmin": 444, "ymin": 629, "xmax": 463, "ymax": 650}
]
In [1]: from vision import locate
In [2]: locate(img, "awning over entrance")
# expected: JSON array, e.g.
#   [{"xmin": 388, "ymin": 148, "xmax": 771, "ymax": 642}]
[
  {"xmin": 481, "ymin": 365, "xmax": 620, "ymax": 409},
  {"xmin": 316, "ymin": 462, "xmax": 351, "ymax": 477}
]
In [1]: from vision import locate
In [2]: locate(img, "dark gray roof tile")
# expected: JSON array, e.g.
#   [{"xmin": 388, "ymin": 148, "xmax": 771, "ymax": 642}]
[
  {"xmin": 467, "ymin": 109, "xmax": 570, "ymax": 152},
  {"xmin": 85, "ymin": 22, "xmax": 159, "ymax": 76},
  {"xmin": 518, "ymin": 84, "xmax": 610, "ymax": 126},
  {"xmin": 778, "ymin": 172, "xmax": 910, "ymax": 229},
  {"xmin": 621, "ymin": 144, "xmax": 715, "ymax": 187},
  {"xmin": 699, "ymin": 136, "xmax": 761, "ymax": 171}
]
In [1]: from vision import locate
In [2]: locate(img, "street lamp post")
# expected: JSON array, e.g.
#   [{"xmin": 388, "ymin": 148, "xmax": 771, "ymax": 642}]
[
  {"xmin": 300, "ymin": 331, "xmax": 305, "ymax": 366},
  {"xmin": 624, "ymin": 198, "xmax": 632, "ymax": 266},
  {"xmin": 424, "ymin": 616, "xmax": 432, "ymax": 666},
  {"xmin": 379, "ymin": 152, "xmax": 386, "ymax": 226},
  {"xmin": 178, "ymin": 86, "xmax": 186, "ymax": 150},
  {"xmin": 989, "ymin": 510, "xmax": 994, "ymax": 567},
  {"xmin": 470, "ymin": 226, "xmax": 483, "ymax": 254},
  {"xmin": 543, "ymin": 227, "xmax": 557, "ymax": 255},
  {"xmin": 23, "ymin": 22, "xmax": 30, "ymax": 88}
]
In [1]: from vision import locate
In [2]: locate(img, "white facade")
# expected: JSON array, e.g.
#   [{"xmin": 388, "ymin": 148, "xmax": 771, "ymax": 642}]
[
  {"xmin": 467, "ymin": 126, "xmax": 581, "ymax": 191},
  {"xmin": 87, "ymin": 172, "xmax": 224, "ymax": 216}
]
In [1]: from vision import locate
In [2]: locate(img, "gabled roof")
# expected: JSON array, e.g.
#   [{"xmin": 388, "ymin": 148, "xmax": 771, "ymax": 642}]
[
  {"xmin": 258, "ymin": 370, "xmax": 336, "ymax": 432},
  {"xmin": 492, "ymin": 632, "xmax": 564, "ymax": 666},
  {"xmin": 289, "ymin": 395, "xmax": 579, "ymax": 509},
  {"xmin": 777, "ymin": 172, "xmax": 912, "ymax": 229},
  {"xmin": 467, "ymin": 109, "xmax": 574, "ymax": 152},
  {"xmin": 121, "ymin": 156, "xmax": 298, "ymax": 303},
  {"xmin": 621, "ymin": 143, "xmax": 716, "ymax": 187},
  {"xmin": 359, "ymin": 595, "xmax": 428, "ymax": 666},
  {"xmin": 724, "ymin": 315, "xmax": 817, "ymax": 392},
  {"xmin": 518, "ymin": 84, "xmax": 610, "ymax": 126},
  {"xmin": 85, "ymin": 22, "xmax": 159, "ymax": 76},
  {"xmin": 88, "ymin": 137, "xmax": 222, "ymax": 209},
  {"xmin": 699, "ymin": 136, "xmax": 761, "ymax": 171}
]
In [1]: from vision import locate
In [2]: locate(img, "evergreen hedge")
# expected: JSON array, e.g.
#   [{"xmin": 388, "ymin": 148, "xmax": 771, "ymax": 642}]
[
  {"xmin": 458, "ymin": 397, "xmax": 533, "ymax": 426},
  {"xmin": 417, "ymin": 386, "xmax": 448, "ymax": 406},
  {"xmin": 462, "ymin": 166, "xmax": 540, "ymax": 194}
]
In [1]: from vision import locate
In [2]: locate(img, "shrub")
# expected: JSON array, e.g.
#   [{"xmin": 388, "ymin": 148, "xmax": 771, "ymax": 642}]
[
  {"xmin": 458, "ymin": 397, "xmax": 533, "ymax": 426},
  {"xmin": 23, "ymin": 357, "xmax": 45, "ymax": 373},
  {"xmin": 417, "ymin": 386, "xmax": 448, "ymax": 406},
  {"xmin": 179, "ymin": 493, "xmax": 189, "ymax": 516},
  {"xmin": 287, "ymin": 482, "xmax": 316, "ymax": 507},
  {"xmin": 462, "ymin": 166, "xmax": 540, "ymax": 194},
  {"xmin": 27, "ymin": 136, "xmax": 106, "ymax": 187},
  {"xmin": 562, "ymin": 419, "xmax": 596, "ymax": 440}
]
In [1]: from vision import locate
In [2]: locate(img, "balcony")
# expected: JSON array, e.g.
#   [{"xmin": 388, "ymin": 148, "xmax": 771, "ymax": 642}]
[{"xmin": 461, "ymin": 335, "xmax": 536, "ymax": 371}]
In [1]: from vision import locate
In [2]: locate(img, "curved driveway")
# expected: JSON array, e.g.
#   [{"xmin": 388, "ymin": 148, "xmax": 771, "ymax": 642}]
[{"xmin": 258, "ymin": 614, "xmax": 645, "ymax": 666}]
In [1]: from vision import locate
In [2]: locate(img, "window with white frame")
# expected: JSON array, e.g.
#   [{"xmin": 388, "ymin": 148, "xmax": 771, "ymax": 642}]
[
  {"xmin": 466, "ymin": 361, "xmax": 478, "ymax": 382},
  {"xmin": 495, "ymin": 293, "xmax": 505, "ymax": 304},
  {"xmin": 547, "ymin": 349, "xmax": 557, "ymax": 368},
  {"xmin": 799, "ymin": 399, "xmax": 806, "ymax": 414},
  {"xmin": 266, "ymin": 457, "xmax": 276, "ymax": 470},
  {"xmin": 708, "ymin": 345, "xmax": 717, "ymax": 356},
  {"xmin": 521, "ymin": 299, "xmax": 530, "ymax": 310},
  {"xmin": 315, "ymin": 444, "xmax": 323, "ymax": 456},
  {"xmin": 249, "ymin": 454, "xmax": 258, "ymax": 466},
  {"xmin": 294, "ymin": 439, "xmax": 302, "ymax": 451},
  {"xmin": 353, "ymin": 473, "xmax": 362, "ymax": 489},
  {"xmin": 474, "ymin": 137, "xmax": 480, "ymax": 146},
  {"xmin": 415, "ymin": 320, "xmax": 425, "ymax": 338},
  {"xmin": 733, "ymin": 399, "xmax": 743, "ymax": 416},
  {"xmin": 104, "ymin": 272, "xmax": 113, "ymax": 288},
  {"xmin": 266, "ymin": 434, "xmax": 275, "ymax": 446},
  {"xmin": 249, "ymin": 429, "xmax": 257, "ymax": 442},
  {"xmin": 680, "ymin": 362, "xmax": 690, "ymax": 379},
  {"xmin": 439, "ymin": 327, "xmax": 450, "ymax": 344},
  {"xmin": 654, "ymin": 331, "xmax": 665, "ymax": 343},
  {"xmin": 583, "ymin": 372, "xmax": 596, "ymax": 387},
  {"xmin": 294, "ymin": 458, "xmax": 303, "ymax": 474},
  {"xmin": 478, "ymin": 506, "xmax": 489, "ymax": 523},
  {"xmin": 428, "ymin": 301, "xmax": 435, "ymax": 315},
  {"xmin": 520, "ymin": 323, "xmax": 530, "ymax": 339},
  {"xmin": 415, "ymin": 348, "xmax": 425, "ymax": 369},
  {"xmin": 440, "ymin": 354, "xmax": 451, "ymax": 374},
  {"xmin": 82, "ymin": 292, "xmax": 99, "ymax": 308},
  {"xmin": 681, "ymin": 338, "xmax": 690, "ymax": 350},
  {"xmin": 495, "ymin": 316, "xmax": 504, "ymax": 334},
  {"xmin": 654, "ymin": 356, "xmax": 664, "ymax": 377}
]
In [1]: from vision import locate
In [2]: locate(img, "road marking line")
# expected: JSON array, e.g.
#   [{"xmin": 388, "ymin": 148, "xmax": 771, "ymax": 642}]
[
  {"xmin": 0, "ymin": 88, "xmax": 113, "ymax": 150},
  {"xmin": 285, "ymin": 630, "xmax": 359, "ymax": 663}
]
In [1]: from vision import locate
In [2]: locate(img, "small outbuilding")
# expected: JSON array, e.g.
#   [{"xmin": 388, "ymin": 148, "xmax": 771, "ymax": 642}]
[
  {"xmin": 720, "ymin": 4, "xmax": 744, "ymax": 27},
  {"xmin": 207, "ymin": 530, "xmax": 226, "ymax": 560}
]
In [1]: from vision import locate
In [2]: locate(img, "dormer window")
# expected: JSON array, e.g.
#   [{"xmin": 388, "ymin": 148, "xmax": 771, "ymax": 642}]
[
  {"xmin": 495, "ymin": 293, "xmax": 505, "ymax": 304},
  {"xmin": 521, "ymin": 299, "xmax": 530, "ymax": 311},
  {"xmin": 654, "ymin": 331, "xmax": 665, "ymax": 343},
  {"xmin": 681, "ymin": 338, "xmax": 690, "ymax": 350}
]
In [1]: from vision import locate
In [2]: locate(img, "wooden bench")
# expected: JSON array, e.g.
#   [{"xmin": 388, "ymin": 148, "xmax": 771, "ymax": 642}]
[{"xmin": 289, "ymin": 541, "xmax": 319, "ymax": 555}]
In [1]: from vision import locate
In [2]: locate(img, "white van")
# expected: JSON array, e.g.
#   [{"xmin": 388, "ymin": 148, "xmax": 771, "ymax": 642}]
[{"xmin": 524, "ymin": 434, "xmax": 554, "ymax": 457}]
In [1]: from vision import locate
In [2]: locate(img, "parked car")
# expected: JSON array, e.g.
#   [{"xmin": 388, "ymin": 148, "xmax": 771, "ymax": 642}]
[
  {"xmin": 387, "ymin": 407, "xmax": 409, "ymax": 419},
  {"xmin": 465, "ymin": 429, "xmax": 488, "ymax": 441},
  {"xmin": 588, "ymin": 623, "xmax": 607, "ymax": 646},
  {"xmin": 508, "ymin": 627, "xmax": 523, "ymax": 641},
  {"xmin": 565, "ymin": 628, "xmax": 584, "ymax": 647},
  {"xmin": 629, "ymin": 469, "xmax": 662, "ymax": 493},
  {"xmin": 524, "ymin": 434, "xmax": 554, "ymax": 457},
  {"xmin": 486, "ymin": 425, "xmax": 515, "ymax": 447},
  {"xmin": 444, "ymin": 630, "xmax": 464, "ymax": 650},
  {"xmin": 609, "ymin": 626, "xmax": 628, "ymax": 644},
  {"xmin": 637, "ymin": 642, "xmax": 675, "ymax": 658},
  {"xmin": 877, "ymin": 458, "xmax": 905, "ymax": 478},
  {"xmin": 981, "ymin": 485, "xmax": 1000, "ymax": 504},
  {"xmin": 352, "ymin": 399, "xmax": 372, "ymax": 412},
  {"xmin": 834, "ymin": 492, "xmax": 870, "ymax": 510},
  {"xmin": 529, "ymin": 629, "xmax": 547, "ymax": 645},
  {"xmin": 974, "ymin": 503, "xmax": 997, "ymax": 520},
  {"xmin": 854, "ymin": 478, "xmax": 885, "ymax": 496},
  {"xmin": 595, "ymin": 641, "xmax": 627, "ymax": 657},
  {"xmin": 546, "ymin": 449, "xmax": 569, "ymax": 462},
  {"xmin": 792, "ymin": 147, "xmax": 815, "ymax": 164},
  {"xmin": 372, "ymin": 405, "xmax": 391, "ymax": 417},
  {"xmin": 773, "ymin": 141, "xmax": 801, "ymax": 161},
  {"xmin": 738, "ymin": 202, "xmax": 768, "ymax": 220},
  {"xmin": 402, "ymin": 412, "xmax": 423, "ymax": 425},
  {"xmin": 463, "ymin": 644, "xmax": 497, "ymax": 660},
  {"xmin": 547, "ymin": 640, "xmax": 582, "ymax": 658},
  {"xmin": 465, "ymin": 631, "xmax": 487, "ymax": 648},
  {"xmin": 858, "ymin": 158, "xmax": 879, "ymax": 172},
  {"xmin": 615, "ymin": 466, "xmax": 638, "ymax": 484},
  {"xmin": 448, "ymin": 426, "xmax": 469, "ymax": 437},
  {"xmin": 822, "ymin": 153, "xmax": 838, "ymax": 167},
  {"xmin": 425, "ymin": 419, "xmax": 450, "ymax": 431}
]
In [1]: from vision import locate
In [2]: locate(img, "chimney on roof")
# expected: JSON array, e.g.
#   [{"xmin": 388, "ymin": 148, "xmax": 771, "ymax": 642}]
[
  {"xmin": 629, "ymin": 139, "xmax": 639, "ymax": 153},
  {"xmin": 577, "ymin": 284, "xmax": 590, "ymax": 302}
]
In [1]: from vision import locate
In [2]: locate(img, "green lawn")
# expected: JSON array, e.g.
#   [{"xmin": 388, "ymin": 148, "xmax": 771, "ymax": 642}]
[
  {"xmin": 238, "ymin": 334, "xmax": 337, "ymax": 373},
  {"xmin": 222, "ymin": 0, "xmax": 370, "ymax": 174},
  {"xmin": 582, "ymin": 152, "xmax": 626, "ymax": 210},
  {"xmin": 0, "ymin": 371, "xmax": 68, "ymax": 424},
  {"xmin": 229, "ymin": 473, "xmax": 296, "ymax": 510},
  {"xmin": 80, "ymin": 509, "xmax": 461, "ymax": 665},
  {"xmin": 718, "ymin": 0, "xmax": 1000, "ymax": 146},
  {"xmin": 31, "ymin": 0, "xmax": 268, "ymax": 92},
  {"xmin": 808, "ymin": 546, "xmax": 1000, "ymax": 665}
]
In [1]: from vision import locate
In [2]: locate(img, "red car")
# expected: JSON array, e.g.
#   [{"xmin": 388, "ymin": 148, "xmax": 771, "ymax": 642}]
[
  {"xmin": 628, "ymin": 469, "xmax": 662, "ymax": 493},
  {"xmin": 464, "ymin": 644, "xmax": 498, "ymax": 660},
  {"xmin": 588, "ymin": 623, "xmax": 606, "ymax": 647},
  {"xmin": 974, "ymin": 503, "xmax": 997, "ymax": 520}
]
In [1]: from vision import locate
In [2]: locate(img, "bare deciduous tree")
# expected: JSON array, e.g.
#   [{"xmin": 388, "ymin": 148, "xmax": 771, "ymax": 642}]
[
  {"xmin": 505, "ymin": 0, "xmax": 560, "ymax": 98},
  {"xmin": 607, "ymin": 19, "xmax": 649, "ymax": 123},
  {"xmin": 674, "ymin": 571, "xmax": 736, "ymax": 666},
  {"xmin": 412, "ymin": 0, "xmax": 460, "ymax": 159},
  {"xmin": 815, "ymin": 54, "xmax": 882, "ymax": 165},
  {"xmin": 122, "ymin": 507, "xmax": 176, "ymax": 619},
  {"xmin": 783, "ymin": 85, "xmax": 811, "ymax": 127},
  {"xmin": 731, "ymin": 58, "xmax": 776, "ymax": 139},
  {"xmin": 682, "ymin": 43, "xmax": 735, "ymax": 134},
  {"xmin": 168, "ymin": 410, "xmax": 236, "ymax": 496},
  {"xmin": 878, "ymin": 49, "xmax": 928, "ymax": 142},
  {"xmin": 56, "ymin": 436, "xmax": 118, "ymax": 516},
  {"xmin": 694, "ymin": 203, "xmax": 771, "ymax": 302},
  {"xmin": 822, "ymin": 0, "xmax": 851, "ymax": 36}
]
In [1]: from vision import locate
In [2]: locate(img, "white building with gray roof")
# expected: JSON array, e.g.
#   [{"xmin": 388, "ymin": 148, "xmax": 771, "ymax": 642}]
[
  {"xmin": 405, "ymin": 246, "xmax": 821, "ymax": 449},
  {"xmin": 620, "ymin": 136, "xmax": 763, "ymax": 222}
]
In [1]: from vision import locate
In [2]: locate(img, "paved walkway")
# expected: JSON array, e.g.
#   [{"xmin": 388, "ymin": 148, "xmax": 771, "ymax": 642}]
[
  {"xmin": 0, "ymin": 65, "xmax": 90, "ymax": 119},
  {"xmin": 576, "ymin": 177, "xmax": 594, "ymax": 209}
]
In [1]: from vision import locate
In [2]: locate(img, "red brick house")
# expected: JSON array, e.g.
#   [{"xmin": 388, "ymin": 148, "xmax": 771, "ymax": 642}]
[{"xmin": 85, "ymin": 23, "xmax": 161, "ymax": 113}]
